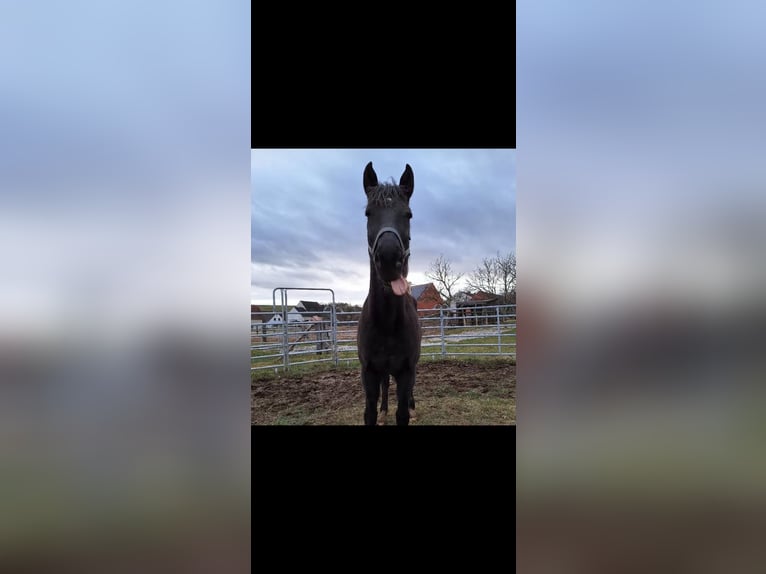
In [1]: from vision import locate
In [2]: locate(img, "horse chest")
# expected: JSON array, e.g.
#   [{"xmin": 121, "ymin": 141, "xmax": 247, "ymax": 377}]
[{"xmin": 369, "ymin": 334, "xmax": 408, "ymax": 371}]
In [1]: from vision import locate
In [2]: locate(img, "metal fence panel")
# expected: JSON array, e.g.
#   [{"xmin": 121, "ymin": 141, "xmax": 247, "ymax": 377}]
[{"xmin": 252, "ymin": 297, "xmax": 515, "ymax": 372}]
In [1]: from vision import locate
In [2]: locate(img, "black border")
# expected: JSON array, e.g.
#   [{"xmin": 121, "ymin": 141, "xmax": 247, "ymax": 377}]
[
  {"xmin": 252, "ymin": 4, "xmax": 516, "ymax": 148},
  {"xmin": 253, "ymin": 426, "xmax": 516, "ymax": 515}
]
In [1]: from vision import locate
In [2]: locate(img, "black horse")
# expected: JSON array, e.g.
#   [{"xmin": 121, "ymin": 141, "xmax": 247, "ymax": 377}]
[{"xmin": 357, "ymin": 162, "xmax": 422, "ymax": 426}]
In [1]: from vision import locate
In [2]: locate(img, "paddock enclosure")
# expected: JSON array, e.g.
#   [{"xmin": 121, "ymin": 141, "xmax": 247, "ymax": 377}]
[
  {"xmin": 250, "ymin": 287, "xmax": 516, "ymax": 425},
  {"xmin": 251, "ymin": 288, "xmax": 516, "ymax": 425}
]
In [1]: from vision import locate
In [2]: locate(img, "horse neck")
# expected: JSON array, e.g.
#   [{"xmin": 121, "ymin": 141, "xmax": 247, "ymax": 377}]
[{"xmin": 367, "ymin": 261, "xmax": 405, "ymax": 326}]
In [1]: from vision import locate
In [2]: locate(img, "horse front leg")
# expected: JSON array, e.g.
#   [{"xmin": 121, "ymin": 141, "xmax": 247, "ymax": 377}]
[
  {"xmin": 378, "ymin": 374, "xmax": 390, "ymax": 425},
  {"xmin": 362, "ymin": 368, "xmax": 382, "ymax": 426},
  {"xmin": 395, "ymin": 369, "xmax": 416, "ymax": 426}
]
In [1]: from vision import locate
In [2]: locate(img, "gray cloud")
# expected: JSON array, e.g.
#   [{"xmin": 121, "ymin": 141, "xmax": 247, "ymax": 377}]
[{"xmin": 252, "ymin": 149, "xmax": 515, "ymax": 304}]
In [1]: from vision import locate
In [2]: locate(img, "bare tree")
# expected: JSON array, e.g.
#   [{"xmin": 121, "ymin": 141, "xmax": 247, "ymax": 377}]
[
  {"xmin": 496, "ymin": 251, "xmax": 516, "ymax": 303},
  {"xmin": 466, "ymin": 256, "xmax": 500, "ymax": 295},
  {"xmin": 426, "ymin": 254, "xmax": 464, "ymax": 305},
  {"xmin": 466, "ymin": 251, "xmax": 516, "ymax": 302}
]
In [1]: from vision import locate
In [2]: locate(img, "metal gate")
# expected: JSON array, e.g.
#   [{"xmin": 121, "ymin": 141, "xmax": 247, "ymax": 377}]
[{"xmin": 254, "ymin": 287, "xmax": 338, "ymax": 370}]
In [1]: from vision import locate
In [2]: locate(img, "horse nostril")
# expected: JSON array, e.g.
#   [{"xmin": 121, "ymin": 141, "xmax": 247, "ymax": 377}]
[{"xmin": 395, "ymin": 261, "xmax": 402, "ymax": 270}]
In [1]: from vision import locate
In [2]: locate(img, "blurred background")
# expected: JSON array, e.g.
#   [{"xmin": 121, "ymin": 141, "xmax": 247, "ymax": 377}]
[
  {"xmin": 5, "ymin": 0, "xmax": 766, "ymax": 570},
  {"xmin": 0, "ymin": 1, "xmax": 250, "ymax": 571},
  {"xmin": 517, "ymin": 1, "xmax": 766, "ymax": 571}
]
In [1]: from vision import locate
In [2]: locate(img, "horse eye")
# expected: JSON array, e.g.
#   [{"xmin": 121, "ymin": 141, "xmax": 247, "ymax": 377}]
[
  {"xmin": 365, "ymin": 209, "xmax": 370, "ymax": 217},
  {"xmin": 407, "ymin": 212, "xmax": 412, "ymax": 219}
]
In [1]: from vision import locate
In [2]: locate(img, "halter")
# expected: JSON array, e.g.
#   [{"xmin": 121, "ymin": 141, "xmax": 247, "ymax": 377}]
[{"xmin": 368, "ymin": 226, "xmax": 410, "ymax": 262}]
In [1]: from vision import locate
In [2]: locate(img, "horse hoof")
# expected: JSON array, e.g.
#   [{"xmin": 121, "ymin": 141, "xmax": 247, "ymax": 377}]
[
  {"xmin": 409, "ymin": 409, "xmax": 417, "ymax": 422},
  {"xmin": 377, "ymin": 411, "xmax": 388, "ymax": 425}
]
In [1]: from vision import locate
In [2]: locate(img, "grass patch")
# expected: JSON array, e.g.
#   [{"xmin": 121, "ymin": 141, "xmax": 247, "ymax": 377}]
[{"xmin": 413, "ymin": 395, "xmax": 515, "ymax": 425}]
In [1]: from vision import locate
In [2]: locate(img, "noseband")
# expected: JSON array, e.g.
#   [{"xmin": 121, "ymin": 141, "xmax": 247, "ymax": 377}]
[{"xmin": 368, "ymin": 226, "xmax": 410, "ymax": 262}]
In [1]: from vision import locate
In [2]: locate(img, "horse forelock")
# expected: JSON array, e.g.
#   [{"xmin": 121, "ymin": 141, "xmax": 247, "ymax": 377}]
[{"xmin": 365, "ymin": 181, "xmax": 408, "ymax": 208}]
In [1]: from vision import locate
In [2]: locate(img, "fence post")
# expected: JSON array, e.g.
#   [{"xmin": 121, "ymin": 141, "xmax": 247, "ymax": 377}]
[
  {"xmin": 332, "ymin": 304, "xmax": 338, "ymax": 367},
  {"xmin": 440, "ymin": 307, "xmax": 446, "ymax": 358},
  {"xmin": 282, "ymin": 291, "xmax": 289, "ymax": 371},
  {"xmin": 497, "ymin": 305, "xmax": 501, "ymax": 354}
]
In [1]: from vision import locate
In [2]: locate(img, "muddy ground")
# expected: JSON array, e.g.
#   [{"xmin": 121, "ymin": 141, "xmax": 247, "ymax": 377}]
[{"xmin": 251, "ymin": 359, "xmax": 516, "ymax": 425}]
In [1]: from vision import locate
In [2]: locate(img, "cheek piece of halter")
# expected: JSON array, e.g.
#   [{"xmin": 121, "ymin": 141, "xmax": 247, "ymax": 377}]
[{"xmin": 368, "ymin": 226, "xmax": 410, "ymax": 265}]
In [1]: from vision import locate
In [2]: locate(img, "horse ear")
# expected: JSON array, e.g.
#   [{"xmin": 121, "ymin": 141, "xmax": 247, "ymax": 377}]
[
  {"xmin": 363, "ymin": 161, "xmax": 378, "ymax": 192},
  {"xmin": 399, "ymin": 164, "xmax": 414, "ymax": 198}
]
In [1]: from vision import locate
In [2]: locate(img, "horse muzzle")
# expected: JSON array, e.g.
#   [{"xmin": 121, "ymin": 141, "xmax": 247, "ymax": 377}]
[{"xmin": 371, "ymin": 231, "xmax": 408, "ymax": 282}]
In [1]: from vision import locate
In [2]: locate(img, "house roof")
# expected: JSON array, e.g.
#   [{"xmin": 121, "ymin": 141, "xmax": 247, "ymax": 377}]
[
  {"xmin": 453, "ymin": 290, "xmax": 500, "ymax": 308},
  {"xmin": 471, "ymin": 291, "xmax": 498, "ymax": 302},
  {"xmin": 297, "ymin": 300, "xmax": 324, "ymax": 313},
  {"xmin": 409, "ymin": 283, "xmax": 430, "ymax": 301}
]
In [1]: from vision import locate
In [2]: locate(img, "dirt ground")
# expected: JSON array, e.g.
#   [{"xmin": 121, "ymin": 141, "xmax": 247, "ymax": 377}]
[{"xmin": 251, "ymin": 359, "xmax": 516, "ymax": 425}]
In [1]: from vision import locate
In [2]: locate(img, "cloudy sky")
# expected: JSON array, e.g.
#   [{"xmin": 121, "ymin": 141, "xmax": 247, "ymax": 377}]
[{"xmin": 251, "ymin": 149, "xmax": 515, "ymax": 305}]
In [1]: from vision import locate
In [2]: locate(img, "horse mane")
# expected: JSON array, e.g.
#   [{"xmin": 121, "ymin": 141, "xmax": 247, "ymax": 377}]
[{"xmin": 366, "ymin": 179, "xmax": 409, "ymax": 207}]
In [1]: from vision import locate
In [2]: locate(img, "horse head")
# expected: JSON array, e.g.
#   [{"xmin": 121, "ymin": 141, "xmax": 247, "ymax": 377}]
[{"xmin": 363, "ymin": 161, "xmax": 414, "ymax": 296}]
